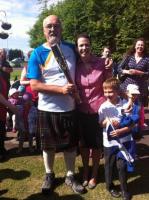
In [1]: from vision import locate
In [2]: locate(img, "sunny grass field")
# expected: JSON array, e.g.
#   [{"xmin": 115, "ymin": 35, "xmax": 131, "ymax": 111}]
[{"xmin": 0, "ymin": 150, "xmax": 149, "ymax": 200}]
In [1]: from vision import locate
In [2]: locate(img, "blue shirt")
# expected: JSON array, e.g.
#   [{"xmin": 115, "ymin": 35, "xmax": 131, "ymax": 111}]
[{"xmin": 27, "ymin": 42, "xmax": 76, "ymax": 112}]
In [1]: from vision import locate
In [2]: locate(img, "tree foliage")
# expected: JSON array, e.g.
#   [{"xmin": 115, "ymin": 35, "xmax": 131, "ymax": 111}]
[
  {"xmin": 28, "ymin": 0, "xmax": 149, "ymax": 60},
  {"xmin": 8, "ymin": 49, "xmax": 24, "ymax": 61}
]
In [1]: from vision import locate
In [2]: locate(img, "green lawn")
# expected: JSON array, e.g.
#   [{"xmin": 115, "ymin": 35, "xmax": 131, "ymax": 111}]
[
  {"xmin": 0, "ymin": 149, "xmax": 149, "ymax": 200},
  {"xmin": 11, "ymin": 68, "xmax": 22, "ymax": 81}
]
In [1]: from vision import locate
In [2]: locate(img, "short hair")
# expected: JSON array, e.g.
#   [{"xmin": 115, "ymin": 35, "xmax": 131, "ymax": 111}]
[
  {"xmin": 103, "ymin": 77, "xmax": 120, "ymax": 91},
  {"xmin": 103, "ymin": 46, "xmax": 111, "ymax": 51},
  {"xmin": 75, "ymin": 33, "xmax": 91, "ymax": 46}
]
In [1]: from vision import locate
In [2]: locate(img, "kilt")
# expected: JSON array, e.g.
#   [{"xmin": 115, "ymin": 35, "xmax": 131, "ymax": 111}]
[
  {"xmin": 77, "ymin": 112, "xmax": 103, "ymax": 149},
  {"xmin": 38, "ymin": 110, "xmax": 78, "ymax": 150}
]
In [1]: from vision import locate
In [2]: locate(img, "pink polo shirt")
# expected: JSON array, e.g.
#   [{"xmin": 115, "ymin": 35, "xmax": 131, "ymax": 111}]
[{"xmin": 76, "ymin": 55, "xmax": 111, "ymax": 113}]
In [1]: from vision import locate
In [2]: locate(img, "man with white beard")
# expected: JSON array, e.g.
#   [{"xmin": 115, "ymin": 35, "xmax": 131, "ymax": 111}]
[{"xmin": 27, "ymin": 15, "xmax": 84, "ymax": 195}]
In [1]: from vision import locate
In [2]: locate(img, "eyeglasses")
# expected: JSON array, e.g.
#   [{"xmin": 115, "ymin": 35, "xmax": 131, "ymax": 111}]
[{"xmin": 44, "ymin": 24, "xmax": 60, "ymax": 29}]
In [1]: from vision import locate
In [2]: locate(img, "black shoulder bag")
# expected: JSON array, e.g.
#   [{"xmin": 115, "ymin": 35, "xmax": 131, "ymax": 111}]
[{"xmin": 118, "ymin": 56, "xmax": 130, "ymax": 82}]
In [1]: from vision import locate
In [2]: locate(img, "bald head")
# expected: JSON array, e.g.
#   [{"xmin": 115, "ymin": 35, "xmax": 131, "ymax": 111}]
[
  {"xmin": 43, "ymin": 15, "xmax": 62, "ymax": 46},
  {"xmin": 43, "ymin": 15, "xmax": 61, "ymax": 28}
]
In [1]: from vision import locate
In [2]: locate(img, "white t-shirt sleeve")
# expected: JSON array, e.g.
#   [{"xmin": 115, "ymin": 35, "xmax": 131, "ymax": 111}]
[{"xmin": 98, "ymin": 104, "xmax": 106, "ymax": 124}]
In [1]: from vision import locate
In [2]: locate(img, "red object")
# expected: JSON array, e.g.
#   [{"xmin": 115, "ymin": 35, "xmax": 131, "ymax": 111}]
[
  {"xmin": 139, "ymin": 105, "xmax": 145, "ymax": 128},
  {"xmin": 25, "ymin": 84, "xmax": 38, "ymax": 103},
  {"xmin": 22, "ymin": 65, "xmax": 38, "ymax": 104}
]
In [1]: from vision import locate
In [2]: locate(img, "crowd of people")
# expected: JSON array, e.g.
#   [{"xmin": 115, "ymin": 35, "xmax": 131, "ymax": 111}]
[{"xmin": 0, "ymin": 14, "xmax": 149, "ymax": 200}]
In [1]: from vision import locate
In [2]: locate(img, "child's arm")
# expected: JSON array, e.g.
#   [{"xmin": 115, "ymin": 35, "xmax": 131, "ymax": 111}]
[
  {"xmin": 20, "ymin": 66, "xmax": 30, "ymax": 85},
  {"xmin": 0, "ymin": 94, "xmax": 18, "ymax": 114},
  {"xmin": 100, "ymin": 118, "xmax": 108, "ymax": 128},
  {"xmin": 123, "ymin": 98, "xmax": 133, "ymax": 113}
]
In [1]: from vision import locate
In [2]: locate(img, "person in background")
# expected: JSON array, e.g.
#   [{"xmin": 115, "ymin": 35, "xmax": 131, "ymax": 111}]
[
  {"xmin": 7, "ymin": 88, "xmax": 23, "ymax": 133},
  {"xmin": 0, "ymin": 48, "xmax": 13, "ymax": 132},
  {"xmin": 0, "ymin": 73, "xmax": 18, "ymax": 161},
  {"xmin": 122, "ymin": 84, "xmax": 142, "ymax": 160},
  {"xmin": 27, "ymin": 95, "xmax": 38, "ymax": 152},
  {"xmin": 20, "ymin": 50, "xmax": 38, "ymax": 107},
  {"xmin": 101, "ymin": 46, "xmax": 111, "ymax": 59},
  {"xmin": 17, "ymin": 92, "xmax": 38, "ymax": 153},
  {"xmin": 98, "ymin": 78, "xmax": 138, "ymax": 200},
  {"xmin": 0, "ymin": 48, "xmax": 13, "ymax": 94},
  {"xmin": 117, "ymin": 38, "xmax": 149, "ymax": 129},
  {"xmin": 101, "ymin": 46, "xmax": 118, "ymax": 77},
  {"xmin": 75, "ymin": 33, "xmax": 112, "ymax": 189},
  {"xmin": 27, "ymin": 15, "xmax": 84, "ymax": 194}
]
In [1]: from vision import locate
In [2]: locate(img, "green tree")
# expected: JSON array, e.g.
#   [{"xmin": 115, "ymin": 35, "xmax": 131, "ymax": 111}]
[{"xmin": 28, "ymin": 0, "xmax": 149, "ymax": 60}]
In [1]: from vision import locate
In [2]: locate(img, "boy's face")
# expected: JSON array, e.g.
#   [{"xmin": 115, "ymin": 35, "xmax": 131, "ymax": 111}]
[
  {"xmin": 104, "ymin": 87, "xmax": 118, "ymax": 103},
  {"xmin": 127, "ymin": 92, "xmax": 139, "ymax": 102}
]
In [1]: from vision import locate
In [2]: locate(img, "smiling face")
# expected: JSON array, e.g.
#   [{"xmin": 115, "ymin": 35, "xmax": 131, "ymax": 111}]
[
  {"xmin": 135, "ymin": 40, "xmax": 145, "ymax": 55},
  {"xmin": 43, "ymin": 15, "xmax": 62, "ymax": 46},
  {"xmin": 77, "ymin": 37, "xmax": 91, "ymax": 61},
  {"xmin": 104, "ymin": 87, "xmax": 118, "ymax": 104}
]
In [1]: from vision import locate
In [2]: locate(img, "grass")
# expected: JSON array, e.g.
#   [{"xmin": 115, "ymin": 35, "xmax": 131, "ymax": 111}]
[
  {"xmin": 0, "ymin": 145, "xmax": 149, "ymax": 200},
  {"xmin": 11, "ymin": 68, "xmax": 22, "ymax": 81},
  {"xmin": 6, "ymin": 68, "xmax": 149, "ymax": 199}
]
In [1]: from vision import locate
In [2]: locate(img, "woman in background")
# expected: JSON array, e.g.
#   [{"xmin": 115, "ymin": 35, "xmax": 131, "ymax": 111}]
[
  {"xmin": 0, "ymin": 48, "xmax": 13, "ymax": 94},
  {"xmin": 117, "ymin": 38, "xmax": 149, "ymax": 129}
]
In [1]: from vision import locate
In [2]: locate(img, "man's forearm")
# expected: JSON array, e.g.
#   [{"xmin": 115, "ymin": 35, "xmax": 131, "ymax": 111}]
[{"xmin": 30, "ymin": 79, "xmax": 64, "ymax": 94}]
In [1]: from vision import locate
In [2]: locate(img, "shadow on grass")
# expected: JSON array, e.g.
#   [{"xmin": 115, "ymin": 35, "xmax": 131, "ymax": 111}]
[
  {"xmin": 0, "ymin": 168, "xmax": 31, "ymax": 182},
  {"xmin": 127, "ymin": 143, "xmax": 149, "ymax": 196},
  {"xmin": 136, "ymin": 143, "xmax": 149, "ymax": 158},
  {"xmin": 2, "ymin": 147, "xmax": 42, "ymax": 162},
  {"xmin": 0, "ymin": 189, "xmax": 8, "ymax": 196},
  {"xmin": 54, "ymin": 177, "xmax": 65, "ymax": 188},
  {"xmin": 25, "ymin": 192, "xmax": 85, "ymax": 200}
]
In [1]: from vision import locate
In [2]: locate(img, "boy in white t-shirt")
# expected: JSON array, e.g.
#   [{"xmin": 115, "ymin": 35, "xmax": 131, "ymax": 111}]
[{"xmin": 98, "ymin": 78, "xmax": 138, "ymax": 200}]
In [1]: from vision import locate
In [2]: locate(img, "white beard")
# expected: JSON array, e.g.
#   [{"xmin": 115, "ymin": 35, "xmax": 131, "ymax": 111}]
[{"xmin": 48, "ymin": 36, "xmax": 59, "ymax": 46}]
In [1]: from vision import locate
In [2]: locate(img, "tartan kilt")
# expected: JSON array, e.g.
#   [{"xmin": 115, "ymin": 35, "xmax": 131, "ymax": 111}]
[{"xmin": 38, "ymin": 110, "xmax": 78, "ymax": 150}]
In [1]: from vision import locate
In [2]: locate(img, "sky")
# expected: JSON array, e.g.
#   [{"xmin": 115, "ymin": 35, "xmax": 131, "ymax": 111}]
[{"xmin": 0, "ymin": 0, "xmax": 59, "ymax": 53}]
